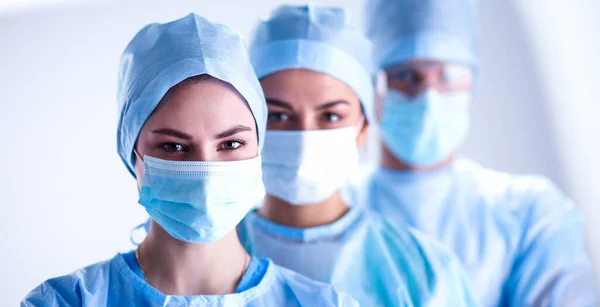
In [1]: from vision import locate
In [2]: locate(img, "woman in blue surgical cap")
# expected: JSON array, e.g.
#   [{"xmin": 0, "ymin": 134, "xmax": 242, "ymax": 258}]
[
  {"xmin": 346, "ymin": 0, "xmax": 598, "ymax": 305},
  {"xmin": 21, "ymin": 13, "xmax": 358, "ymax": 307},
  {"xmin": 237, "ymin": 4, "xmax": 478, "ymax": 306}
]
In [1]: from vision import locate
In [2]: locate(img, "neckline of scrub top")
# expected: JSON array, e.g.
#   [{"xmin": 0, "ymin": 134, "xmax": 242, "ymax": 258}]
[
  {"xmin": 113, "ymin": 252, "xmax": 274, "ymax": 304},
  {"xmin": 375, "ymin": 158, "xmax": 462, "ymax": 181},
  {"xmin": 245, "ymin": 207, "xmax": 365, "ymax": 242},
  {"xmin": 235, "ymin": 256, "xmax": 266, "ymax": 292},
  {"xmin": 122, "ymin": 251, "xmax": 265, "ymax": 293}
]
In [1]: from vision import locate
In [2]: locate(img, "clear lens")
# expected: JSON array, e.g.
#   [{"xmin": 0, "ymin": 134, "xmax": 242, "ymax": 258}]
[{"xmin": 386, "ymin": 62, "xmax": 473, "ymax": 93}]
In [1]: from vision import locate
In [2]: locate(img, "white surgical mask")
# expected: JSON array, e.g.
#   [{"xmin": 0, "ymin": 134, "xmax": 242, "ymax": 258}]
[
  {"xmin": 262, "ymin": 125, "xmax": 361, "ymax": 205},
  {"xmin": 378, "ymin": 89, "xmax": 470, "ymax": 166},
  {"xmin": 138, "ymin": 155, "xmax": 265, "ymax": 243}
]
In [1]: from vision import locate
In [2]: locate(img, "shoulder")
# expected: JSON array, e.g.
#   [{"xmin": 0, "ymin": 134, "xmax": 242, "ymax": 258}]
[
  {"xmin": 267, "ymin": 260, "xmax": 359, "ymax": 306},
  {"xmin": 362, "ymin": 210, "xmax": 461, "ymax": 280},
  {"xmin": 21, "ymin": 257, "xmax": 116, "ymax": 307},
  {"xmin": 367, "ymin": 210, "xmax": 456, "ymax": 266},
  {"xmin": 460, "ymin": 161, "xmax": 585, "ymax": 255},
  {"xmin": 402, "ymin": 228, "xmax": 480, "ymax": 305},
  {"xmin": 459, "ymin": 160, "xmax": 576, "ymax": 214},
  {"xmin": 364, "ymin": 211, "xmax": 479, "ymax": 305}
]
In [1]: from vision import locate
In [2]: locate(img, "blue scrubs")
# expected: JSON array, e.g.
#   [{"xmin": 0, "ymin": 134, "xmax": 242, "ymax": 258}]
[
  {"xmin": 348, "ymin": 159, "xmax": 597, "ymax": 306},
  {"xmin": 238, "ymin": 208, "xmax": 479, "ymax": 306},
  {"xmin": 22, "ymin": 253, "xmax": 358, "ymax": 306}
]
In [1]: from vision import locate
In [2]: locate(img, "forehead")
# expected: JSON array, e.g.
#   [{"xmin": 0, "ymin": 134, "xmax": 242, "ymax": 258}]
[
  {"xmin": 386, "ymin": 59, "xmax": 447, "ymax": 72},
  {"xmin": 260, "ymin": 69, "xmax": 360, "ymax": 105},
  {"xmin": 143, "ymin": 78, "xmax": 255, "ymax": 132}
]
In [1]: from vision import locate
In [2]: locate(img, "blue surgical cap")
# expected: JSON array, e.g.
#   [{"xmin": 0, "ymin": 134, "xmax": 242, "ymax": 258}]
[
  {"xmin": 116, "ymin": 13, "xmax": 267, "ymax": 177},
  {"xmin": 249, "ymin": 4, "xmax": 375, "ymax": 123},
  {"xmin": 365, "ymin": 0, "xmax": 478, "ymax": 69}
]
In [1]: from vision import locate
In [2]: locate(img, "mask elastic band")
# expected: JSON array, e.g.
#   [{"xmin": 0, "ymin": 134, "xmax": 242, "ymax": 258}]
[{"xmin": 129, "ymin": 219, "xmax": 151, "ymax": 246}]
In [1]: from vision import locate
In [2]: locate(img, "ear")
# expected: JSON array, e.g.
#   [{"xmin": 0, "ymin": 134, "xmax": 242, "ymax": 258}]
[
  {"xmin": 374, "ymin": 70, "xmax": 387, "ymax": 122},
  {"xmin": 375, "ymin": 91, "xmax": 384, "ymax": 122},
  {"xmin": 133, "ymin": 147, "xmax": 144, "ymax": 191},
  {"xmin": 356, "ymin": 120, "xmax": 369, "ymax": 148}
]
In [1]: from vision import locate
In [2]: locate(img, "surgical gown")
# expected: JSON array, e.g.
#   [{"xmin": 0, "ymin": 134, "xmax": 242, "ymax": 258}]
[
  {"xmin": 22, "ymin": 252, "xmax": 358, "ymax": 307},
  {"xmin": 238, "ymin": 208, "xmax": 479, "ymax": 306},
  {"xmin": 346, "ymin": 158, "xmax": 597, "ymax": 306}
]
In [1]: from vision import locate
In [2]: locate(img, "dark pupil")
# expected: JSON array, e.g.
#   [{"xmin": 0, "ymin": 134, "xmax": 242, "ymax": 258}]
[
  {"xmin": 225, "ymin": 141, "xmax": 235, "ymax": 149},
  {"xmin": 167, "ymin": 144, "xmax": 181, "ymax": 151},
  {"xmin": 396, "ymin": 70, "xmax": 424, "ymax": 85},
  {"xmin": 269, "ymin": 113, "xmax": 285, "ymax": 121},
  {"xmin": 397, "ymin": 70, "xmax": 413, "ymax": 81}
]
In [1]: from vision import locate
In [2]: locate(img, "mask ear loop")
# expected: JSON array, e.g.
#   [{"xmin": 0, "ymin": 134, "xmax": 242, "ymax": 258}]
[
  {"xmin": 133, "ymin": 149, "xmax": 146, "ymax": 193},
  {"xmin": 133, "ymin": 149, "xmax": 144, "ymax": 164},
  {"xmin": 130, "ymin": 219, "xmax": 151, "ymax": 246},
  {"xmin": 355, "ymin": 116, "xmax": 366, "ymax": 137},
  {"xmin": 354, "ymin": 114, "xmax": 367, "ymax": 143},
  {"xmin": 130, "ymin": 149, "xmax": 150, "ymax": 246}
]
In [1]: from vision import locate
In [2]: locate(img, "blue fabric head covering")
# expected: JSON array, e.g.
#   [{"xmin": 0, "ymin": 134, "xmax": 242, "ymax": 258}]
[
  {"xmin": 365, "ymin": 0, "xmax": 478, "ymax": 69},
  {"xmin": 116, "ymin": 13, "xmax": 267, "ymax": 177},
  {"xmin": 249, "ymin": 4, "xmax": 375, "ymax": 123}
]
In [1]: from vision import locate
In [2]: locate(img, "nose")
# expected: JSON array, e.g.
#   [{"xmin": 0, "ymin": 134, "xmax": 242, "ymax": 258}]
[
  {"xmin": 187, "ymin": 145, "xmax": 211, "ymax": 162},
  {"xmin": 294, "ymin": 113, "xmax": 319, "ymax": 131},
  {"xmin": 414, "ymin": 70, "xmax": 440, "ymax": 96}
]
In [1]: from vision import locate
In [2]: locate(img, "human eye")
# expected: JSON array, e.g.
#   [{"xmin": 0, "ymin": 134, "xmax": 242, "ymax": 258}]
[
  {"xmin": 267, "ymin": 112, "xmax": 290, "ymax": 122},
  {"xmin": 218, "ymin": 140, "xmax": 245, "ymax": 151},
  {"xmin": 321, "ymin": 112, "xmax": 341, "ymax": 123},
  {"xmin": 160, "ymin": 143, "xmax": 186, "ymax": 154},
  {"xmin": 391, "ymin": 69, "xmax": 416, "ymax": 83}
]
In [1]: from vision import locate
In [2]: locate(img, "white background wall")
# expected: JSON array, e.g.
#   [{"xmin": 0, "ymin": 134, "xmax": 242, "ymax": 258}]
[{"xmin": 0, "ymin": 0, "xmax": 598, "ymax": 305}]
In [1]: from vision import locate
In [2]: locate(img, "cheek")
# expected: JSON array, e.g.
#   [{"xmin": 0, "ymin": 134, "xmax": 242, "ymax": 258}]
[
  {"xmin": 246, "ymin": 136, "xmax": 260, "ymax": 158},
  {"xmin": 237, "ymin": 131, "xmax": 260, "ymax": 160},
  {"xmin": 220, "ymin": 144, "xmax": 258, "ymax": 162},
  {"xmin": 220, "ymin": 132, "xmax": 260, "ymax": 162}
]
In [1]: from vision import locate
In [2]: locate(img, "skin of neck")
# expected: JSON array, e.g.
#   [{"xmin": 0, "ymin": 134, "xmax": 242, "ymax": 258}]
[
  {"xmin": 379, "ymin": 143, "xmax": 457, "ymax": 172},
  {"xmin": 258, "ymin": 191, "xmax": 350, "ymax": 228},
  {"xmin": 137, "ymin": 221, "xmax": 250, "ymax": 296}
]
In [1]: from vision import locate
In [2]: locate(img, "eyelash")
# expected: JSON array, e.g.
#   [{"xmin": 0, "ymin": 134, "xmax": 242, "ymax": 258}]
[
  {"xmin": 268, "ymin": 112, "xmax": 343, "ymax": 123},
  {"xmin": 268, "ymin": 112, "xmax": 290, "ymax": 122},
  {"xmin": 322, "ymin": 112, "xmax": 341, "ymax": 122},
  {"xmin": 217, "ymin": 139, "xmax": 246, "ymax": 151},
  {"xmin": 159, "ymin": 140, "xmax": 246, "ymax": 154},
  {"xmin": 160, "ymin": 143, "xmax": 186, "ymax": 154}
]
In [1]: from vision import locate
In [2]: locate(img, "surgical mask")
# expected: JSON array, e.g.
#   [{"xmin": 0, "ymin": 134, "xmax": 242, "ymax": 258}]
[
  {"xmin": 137, "ymin": 155, "xmax": 265, "ymax": 243},
  {"xmin": 378, "ymin": 89, "xmax": 470, "ymax": 166},
  {"xmin": 262, "ymin": 126, "xmax": 361, "ymax": 205}
]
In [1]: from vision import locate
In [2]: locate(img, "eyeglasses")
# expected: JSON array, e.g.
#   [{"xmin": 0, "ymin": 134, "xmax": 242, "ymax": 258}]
[{"xmin": 386, "ymin": 62, "xmax": 473, "ymax": 95}]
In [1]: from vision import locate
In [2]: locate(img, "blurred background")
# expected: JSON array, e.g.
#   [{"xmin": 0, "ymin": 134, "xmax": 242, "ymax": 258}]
[{"xmin": 1, "ymin": 0, "xmax": 599, "ymax": 305}]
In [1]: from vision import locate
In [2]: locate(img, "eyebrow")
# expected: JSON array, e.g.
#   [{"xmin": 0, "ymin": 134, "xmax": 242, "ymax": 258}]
[
  {"xmin": 215, "ymin": 125, "xmax": 253, "ymax": 139},
  {"xmin": 151, "ymin": 128, "xmax": 194, "ymax": 140},
  {"xmin": 266, "ymin": 98, "xmax": 294, "ymax": 111},
  {"xmin": 267, "ymin": 98, "xmax": 350, "ymax": 111},
  {"xmin": 316, "ymin": 100, "xmax": 350, "ymax": 110}
]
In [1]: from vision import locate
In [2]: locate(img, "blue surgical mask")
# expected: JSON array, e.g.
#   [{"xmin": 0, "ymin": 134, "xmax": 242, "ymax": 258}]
[
  {"xmin": 137, "ymin": 155, "xmax": 265, "ymax": 243},
  {"xmin": 262, "ymin": 126, "xmax": 360, "ymax": 205},
  {"xmin": 378, "ymin": 89, "xmax": 470, "ymax": 166}
]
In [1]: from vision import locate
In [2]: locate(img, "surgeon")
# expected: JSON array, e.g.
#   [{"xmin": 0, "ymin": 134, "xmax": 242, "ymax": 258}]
[
  {"xmin": 237, "ymin": 4, "xmax": 479, "ymax": 306},
  {"xmin": 21, "ymin": 13, "xmax": 359, "ymax": 307},
  {"xmin": 346, "ymin": 0, "xmax": 598, "ymax": 305}
]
